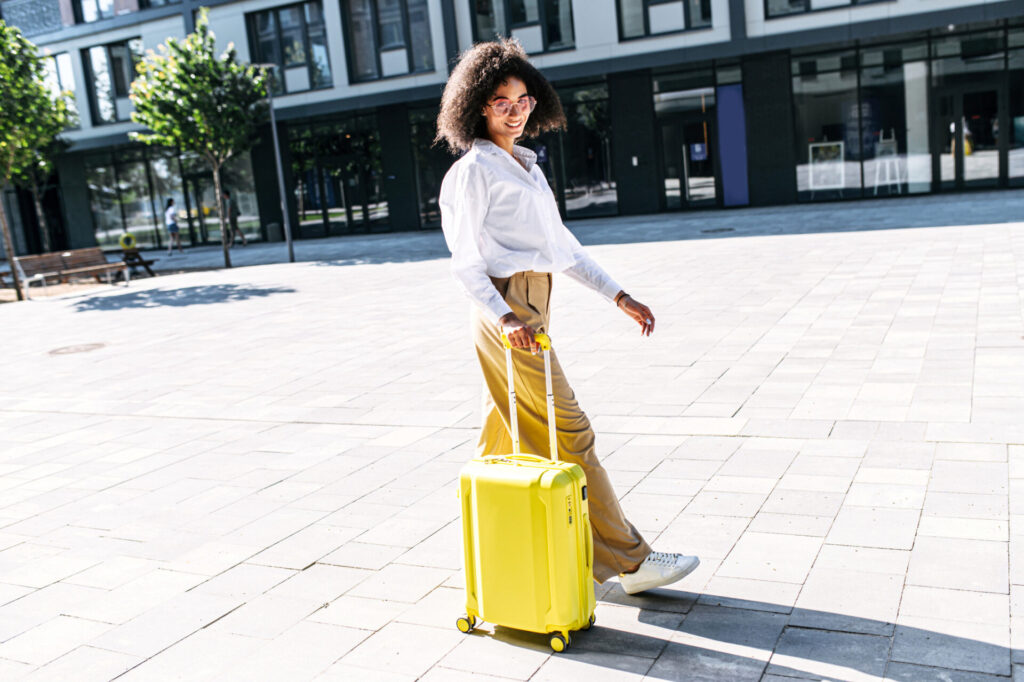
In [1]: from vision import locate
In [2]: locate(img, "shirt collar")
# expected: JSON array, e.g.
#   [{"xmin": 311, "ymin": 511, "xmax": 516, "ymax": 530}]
[{"xmin": 473, "ymin": 138, "xmax": 537, "ymax": 172}]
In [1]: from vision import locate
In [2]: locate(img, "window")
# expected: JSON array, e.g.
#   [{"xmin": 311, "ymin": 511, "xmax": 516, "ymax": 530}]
[
  {"xmin": 473, "ymin": 0, "xmax": 574, "ymax": 53},
  {"xmin": 248, "ymin": 2, "xmax": 332, "ymax": 94},
  {"xmin": 617, "ymin": 0, "xmax": 710, "ymax": 40},
  {"xmin": 83, "ymin": 39, "xmax": 143, "ymax": 125},
  {"xmin": 343, "ymin": 0, "xmax": 434, "ymax": 82},
  {"xmin": 43, "ymin": 53, "xmax": 79, "ymax": 128},
  {"xmin": 765, "ymin": 0, "xmax": 884, "ymax": 20},
  {"xmin": 74, "ymin": 0, "xmax": 115, "ymax": 23}
]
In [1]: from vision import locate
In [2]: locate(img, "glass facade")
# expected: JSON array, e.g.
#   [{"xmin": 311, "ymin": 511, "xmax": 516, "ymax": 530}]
[
  {"xmin": 288, "ymin": 115, "xmax": 389, "ymax": 237},
  {"xmin": 343, "ymin": 0, "xmax": 434, "ymax": 82},
  {"xmin": 1011, "ymin": 48, "xmax": 1024, "ymax": 185},
  {"xmin": 84, "ymin": 39, "xmax": 143, "ymax": 125},
  {"xmin": 618, "ymin": 0, "xmax": 710, "ymax": 40},
  {"xmin": 527, "ymin": 81, "xmax": 617, "ymax": 218},
  {"xmin": 84, "ymin": 148, "xmax": 258, "ymax": 250},
  {"xmin": 409, "ymin": 106, "xmax": 456, "ymax": 227},
  {"xmin": 791, "ymin": 27, "xmax": 1021, "ymax": 201},
  {"xmin": 248, "ymin": 1, "xmax": 332, "ymax": 95},
  {"xmin": 472, "ymin": 0, "xmax": 575, "ymax": 52}
]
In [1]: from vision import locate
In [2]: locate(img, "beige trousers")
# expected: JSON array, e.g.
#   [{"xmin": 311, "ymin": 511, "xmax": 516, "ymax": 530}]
[{"xmin": 472, "ymin": 271, "xmax": 652, "ymax": 582}]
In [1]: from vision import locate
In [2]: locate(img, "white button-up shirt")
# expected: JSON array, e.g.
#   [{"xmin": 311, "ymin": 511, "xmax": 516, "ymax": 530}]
[{"xmin": 439, "ymin": 138, "xmax": 623, "ymax": 324}]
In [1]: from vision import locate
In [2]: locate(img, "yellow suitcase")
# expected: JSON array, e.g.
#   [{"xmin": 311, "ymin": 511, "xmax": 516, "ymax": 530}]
[{"xmin": 456, "ymin": 333, "xmax": 596, "ymax": 653}]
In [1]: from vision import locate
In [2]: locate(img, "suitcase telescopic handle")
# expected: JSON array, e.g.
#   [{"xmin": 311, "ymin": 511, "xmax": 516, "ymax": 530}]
[{"xmin": 499, "ymin": 332, "xmax": 558, "ymax": 463}]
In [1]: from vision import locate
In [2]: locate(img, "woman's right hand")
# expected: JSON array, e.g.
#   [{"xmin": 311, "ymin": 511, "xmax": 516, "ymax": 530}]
[{"xmin": 499, "ymin": 313, "xmax": 539, "ymax": 353}]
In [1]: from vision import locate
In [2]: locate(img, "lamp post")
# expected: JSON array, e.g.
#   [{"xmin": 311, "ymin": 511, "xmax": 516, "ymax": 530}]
[{"xmin": 256, "ymin": 64, "xmax": 294, "ymax": 263}]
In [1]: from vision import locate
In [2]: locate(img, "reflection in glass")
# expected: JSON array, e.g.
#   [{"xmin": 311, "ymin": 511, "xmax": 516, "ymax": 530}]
[
  {"xmin": 618, "ymin": 0, "xmax": 644, "ymax": 39},
  {"xmin": 543, "ymin": 0, "xmax": 573, "ymax": 49},
  {"xmin": 961, "ymin": 90, "xmax": 999, "ymax": 187},
  {"xmin": 347, "ymin": 0, "xmax": 379, "ymax": 81},
  {"xmin": 88, "ymin": 46, "xmax": 114, "ymax": 123},
  {"xmin": 687, "ymin": 0, "xmax": 712, "ymax": 29},
  {"xmin": 530, "ymin": 84, "xmax": 617, "ymax": 218},
  {"xmin": 859, "ymin": 61, "xmax": 930, "ymax": 195},
  {"xmin": 288, "ymin": 117, "xmax": 389, "ymax": 237},
  {"xmin": 473, "ymin": 0, "xmax": 507, "ymax": 40},
  {"xmin": 766, "ymin": 0, "xmax": 807, "ymax": 17},
  {"xmin": 792, "ymin": 66, "xmax": 863, "ymax": 199},
  {"xmin": 377, "ymin": 0, "xmax": 404, "ymax": 49},
  {"xmin": 1009, "ymin": 50, "xmax": 1023, "ymax": 185},
  {"xmin": 410, "ymin": 107, "xmax": 456, "ymax": 227},
  {"xmin": 85, "ymin": 161, "xmax": 123, "ymax": 248},
  {"xmin": 79, "ymin": 0, "xmax": 115, "ymax": 23},
  {"xmin": 408, "ymin": 0, "xmax": 434, "ymax": 71}
]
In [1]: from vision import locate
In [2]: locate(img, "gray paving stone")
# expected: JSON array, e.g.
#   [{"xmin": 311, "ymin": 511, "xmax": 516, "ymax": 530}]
[
  {"xmin": 2, "ymin": 195, "xmax": 1023, "ymax": 679},
  {"xmin": 766, "ymin": 627, "xmax": 889, "ymax": 680}
]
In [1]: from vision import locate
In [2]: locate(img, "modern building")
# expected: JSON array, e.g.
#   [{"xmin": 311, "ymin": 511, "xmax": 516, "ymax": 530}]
[{"xmin": 1, "ymin": 0, "xmax": 1022, "ymax": 256}]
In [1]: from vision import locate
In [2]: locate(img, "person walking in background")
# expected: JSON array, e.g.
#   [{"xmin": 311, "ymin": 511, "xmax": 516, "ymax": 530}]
[
  {"xmin": 223, "ymin": 189, "xmax": 247, "ymax": 247},
  {"xmin": 436, "ymin": 38, "xmax": 700, "ymax": 595},
  {"xmin": 164, "ymin": 198, "xmax": 183, "ymax": 256}
]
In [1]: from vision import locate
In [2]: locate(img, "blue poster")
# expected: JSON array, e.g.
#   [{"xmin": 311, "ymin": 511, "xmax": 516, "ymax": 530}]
[{"xmin": 690, "ymin": 143, "xmax": 707, "ymax": 161}]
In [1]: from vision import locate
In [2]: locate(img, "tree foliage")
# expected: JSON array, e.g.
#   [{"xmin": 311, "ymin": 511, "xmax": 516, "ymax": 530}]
[
  {"xmin": 0, "ymin": 20, "xmax": 71, "ymax": 300},
  {"xmin": 130, "ymin": 8, "xmax": 267, "ymax": 267}
]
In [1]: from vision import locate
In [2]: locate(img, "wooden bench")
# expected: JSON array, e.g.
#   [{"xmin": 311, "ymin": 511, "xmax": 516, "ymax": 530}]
[
  {"xmin": 0, "ymin": 253, "xmax": 65, "ymax": 296},
  {"xmin": 58, "ymin": 247, "xmax": 129, "ymax": 285},
  {"xmin": 1, "ymin": 247, "xmax": 129, "ymax": 299},
  {"xmin": 121, "ymin": 248, "xmax": 158, "ymax": 277}
]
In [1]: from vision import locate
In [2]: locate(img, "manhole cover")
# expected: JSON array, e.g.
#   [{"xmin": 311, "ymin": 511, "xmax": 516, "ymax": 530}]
[
  {"xmin": 701, "ymin": 227, "xmax": 734, "ymax": 234},
  {"xmin": 49, "ymin": 343, "xmax": 106, "ymax": 355}
]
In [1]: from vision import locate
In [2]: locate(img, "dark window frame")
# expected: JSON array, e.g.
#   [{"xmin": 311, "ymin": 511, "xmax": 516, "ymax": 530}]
[
  {"xmin": 341, "ymin": 0, "xmax": 434, "ymax": 84},
  {"xmin": 81, "ymin": 38, "xmax": 142, "ymax": 127},
  {"xmin": 246, "ymin": 1, "xmax": 332, "ymax": 95},
  {"xmin": 470, "ymin": 0, "xmax": 576, "ymax": 54},
  {"xmin": 614, "ymin": 0, "xmax": 711, "ymax": 43},
  {"xmin": 764, "ymin": 0, "xmax": 892, "ymax": 21}
]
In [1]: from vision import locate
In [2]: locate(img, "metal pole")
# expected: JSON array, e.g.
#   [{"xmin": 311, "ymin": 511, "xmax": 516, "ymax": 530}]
[{"xmin": 261, "ymin": 68, "xmax": 295, "ymax": 263}]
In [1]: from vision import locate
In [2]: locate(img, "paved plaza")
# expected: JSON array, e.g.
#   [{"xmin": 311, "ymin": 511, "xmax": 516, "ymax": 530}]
[{"xmin": 1, "ymin": 190, "xmax": 1024, "ymax": 681}]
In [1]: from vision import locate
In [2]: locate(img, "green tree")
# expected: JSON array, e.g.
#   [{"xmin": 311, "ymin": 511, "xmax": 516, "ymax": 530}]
[
  {"xmin": 130, "ymin": 8, "xmax": 267, "ymax": 268},
  {"xmin": 0, "ymin": 22, "xmax": 71, "ymax": 301}
]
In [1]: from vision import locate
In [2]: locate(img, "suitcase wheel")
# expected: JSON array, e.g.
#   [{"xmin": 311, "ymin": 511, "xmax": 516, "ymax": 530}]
[
  {"xmin": 549, "ymin": 632, "xmax": 570, "ymax": 653},
  {"xmin": 581, "ymin": 614, "xmax": 596, "ymax": 631},
  {"xmin": 456, "ymin": 615, "xmax": 476, "ymax": 633}
]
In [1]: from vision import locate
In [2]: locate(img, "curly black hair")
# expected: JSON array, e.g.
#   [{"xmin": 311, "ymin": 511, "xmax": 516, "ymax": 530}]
[{"xmin": 435, "ymin": 38, "xmax": 566, "ymax": 154}]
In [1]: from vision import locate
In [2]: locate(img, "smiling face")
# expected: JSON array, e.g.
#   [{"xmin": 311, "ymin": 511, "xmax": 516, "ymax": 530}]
[{"xmin": 481, "ymin": 77, "xmax": 530, "ymax": 149}]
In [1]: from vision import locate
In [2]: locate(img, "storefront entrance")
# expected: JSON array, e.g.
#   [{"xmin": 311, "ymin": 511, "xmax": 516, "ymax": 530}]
[
  {"xmin": 659, "ymin": 113, "xmax": 719, "ymax": 209},
  {"xmin": 933, "ymin": 79, "xmax": 1008, "ymax": 190}
]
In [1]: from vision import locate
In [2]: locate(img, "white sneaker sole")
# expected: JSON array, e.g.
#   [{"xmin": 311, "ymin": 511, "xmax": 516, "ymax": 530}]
[{"xmin": 620, "ymin": 556, "xmax": 701, "ymax": 595}]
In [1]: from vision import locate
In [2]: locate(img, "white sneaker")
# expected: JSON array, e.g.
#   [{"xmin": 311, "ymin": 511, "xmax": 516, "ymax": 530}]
[{"xmin": 618, "ymin": 551, "xmax": 700, "ymax": 595}]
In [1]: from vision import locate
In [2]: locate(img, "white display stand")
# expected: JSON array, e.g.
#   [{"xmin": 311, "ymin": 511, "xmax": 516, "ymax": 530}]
[{"xmin": 873, "ymin": 128, "xmax": 902, "ymax": 196}]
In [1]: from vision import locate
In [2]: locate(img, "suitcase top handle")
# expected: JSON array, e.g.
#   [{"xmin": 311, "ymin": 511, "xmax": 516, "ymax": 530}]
[
  {"xmin": 498, "ymin": 332, "xmax": 558, "ymax": 463},
  {"xmin": 501, "ymin": 332, "xmax": 551, "ymax": 351}
]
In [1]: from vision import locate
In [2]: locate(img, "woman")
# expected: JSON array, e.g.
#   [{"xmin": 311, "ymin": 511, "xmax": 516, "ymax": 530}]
[
  {"xmin": 164, "ymin": 198, "xmax": 183, "ymax": 256},
  {"xmin": 436, "ymin": 39, "xmax": 699, "ymax": 594}
]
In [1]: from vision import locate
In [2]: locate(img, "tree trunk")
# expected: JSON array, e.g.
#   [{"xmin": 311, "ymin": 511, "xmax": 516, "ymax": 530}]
[
  {"xmin": 0, "ymin": 199, "xmax": 25, "ymax": 301},
  {"xmin": 211, "ymin": 162, "xmax": 231, "ymax": 268},
  {"xmin": 30, "ymin": 183, "xmax": 52, "ymax": 253}
]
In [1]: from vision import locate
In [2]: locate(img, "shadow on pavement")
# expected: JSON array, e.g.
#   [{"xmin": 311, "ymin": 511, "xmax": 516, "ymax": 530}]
[
  {"xmin": 468, "ymin": 585, "xmax": 1012, "ymax": 680},
  {"xmin": 70, "ymin": 284, "xmax": 297, "ymax": 311}
]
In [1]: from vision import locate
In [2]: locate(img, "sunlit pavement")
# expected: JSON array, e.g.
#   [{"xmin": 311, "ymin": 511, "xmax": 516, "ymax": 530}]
[{"xmin": 1, "ymin": 190, "xmax": 1023, "ymax": 680}]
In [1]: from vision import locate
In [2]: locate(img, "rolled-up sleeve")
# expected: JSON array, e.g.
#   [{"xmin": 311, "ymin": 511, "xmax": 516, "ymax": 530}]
[
  {"xmin": 562, "ymin": 227, "xmax": 623, "ymax": 303},
  {"xmin": 439, "ymin": 161, "xmax": 514, "ymax": 324}
]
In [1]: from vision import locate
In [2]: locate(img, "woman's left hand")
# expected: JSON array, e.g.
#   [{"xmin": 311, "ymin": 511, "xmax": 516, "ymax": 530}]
[{"xmin": 618, "ymin": 295, "xmax": 655, "ymax": 336}]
